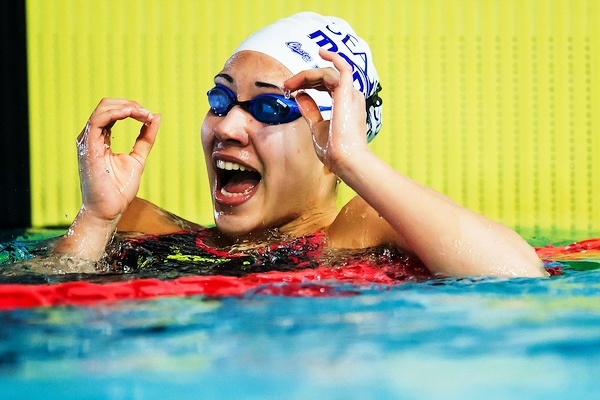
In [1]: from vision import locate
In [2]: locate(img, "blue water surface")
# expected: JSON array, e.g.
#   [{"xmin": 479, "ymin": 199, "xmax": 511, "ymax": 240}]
[{"xmin": 1, "ymin": 230, "xmax": 599, "ymax": 400}]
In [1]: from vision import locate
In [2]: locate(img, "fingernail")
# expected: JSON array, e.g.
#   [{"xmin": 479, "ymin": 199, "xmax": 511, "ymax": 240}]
[{"xmin": 144, "ymin": 112, "xmax": 154, "ymax": 126}]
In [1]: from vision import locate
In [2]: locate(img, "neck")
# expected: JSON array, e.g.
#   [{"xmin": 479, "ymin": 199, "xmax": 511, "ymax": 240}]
[
  {"xmin": 277, "ymin": 204, "xmax": 339, "ymax": 238},
  {"xmin": 212, "ymin": 204, "xmax": 338, "ymax": 247}
]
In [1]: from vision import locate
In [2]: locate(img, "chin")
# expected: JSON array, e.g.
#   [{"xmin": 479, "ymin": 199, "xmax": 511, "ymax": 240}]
[{"xmin": 213, "ymin": 212, "xmax": 260, "ymax": 236}]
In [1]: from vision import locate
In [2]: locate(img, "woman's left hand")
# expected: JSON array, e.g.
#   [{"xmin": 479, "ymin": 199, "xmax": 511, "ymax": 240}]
[{"xmin": 283, "ymin": 48, "xmax": 369, "ymax": 174}]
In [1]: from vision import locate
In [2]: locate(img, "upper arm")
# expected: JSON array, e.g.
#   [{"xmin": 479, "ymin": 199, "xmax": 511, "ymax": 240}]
[
  {"xmin": 117, "ymin": 197, "xmax": 204, "ymax": 234},
  {"xmin": 327, "ymin": 195, "xmax": 410, "ymax": 250}
]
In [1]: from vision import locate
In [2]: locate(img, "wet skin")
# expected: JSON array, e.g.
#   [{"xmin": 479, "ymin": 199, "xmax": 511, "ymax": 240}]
[
  {"xmin": 55, "ymin": 48, "xmax": 548, "ymax": 278},
  {"xmin": 200, "ymin": 51, "xmax": 339, "ymax": 238}
]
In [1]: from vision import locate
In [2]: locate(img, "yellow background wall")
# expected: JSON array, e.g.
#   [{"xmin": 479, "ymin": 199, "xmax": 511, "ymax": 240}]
[{"xmin": 26, "ymin": 0, "xmax": 599, "ymax": 240}]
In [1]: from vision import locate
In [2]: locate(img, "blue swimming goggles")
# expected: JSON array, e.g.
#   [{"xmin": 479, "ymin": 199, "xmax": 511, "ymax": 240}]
[{"xmin": 207, "ymin": 84, "xmax": 332, "ymax": 125}]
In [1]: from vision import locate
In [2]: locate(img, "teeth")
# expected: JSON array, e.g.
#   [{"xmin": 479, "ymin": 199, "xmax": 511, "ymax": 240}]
[
  {"xmin": 216, "ymin": 159, "xmax": 250, "ymax": 171},
  {"xmin": 220, "ymin": 187, "xmax": 254, "ymax": 197}
]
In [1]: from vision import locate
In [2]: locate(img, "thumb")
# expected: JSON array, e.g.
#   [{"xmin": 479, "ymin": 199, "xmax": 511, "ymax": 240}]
[
  {"xmin": 130, "ymin": 113, "xmax": 161, "ymax": 167},
  {"xmin": 295, "ymin": 92, "xmax": 330, "ymax": 160},
  {"xmin": 295, "ymin": 92, "xmax": 324, "ymax": 129}
]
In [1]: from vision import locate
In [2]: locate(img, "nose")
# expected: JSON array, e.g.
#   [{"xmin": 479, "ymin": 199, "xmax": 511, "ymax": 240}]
[{"xmin": 212, "ymin": 106, "xmax": 250, "ymax": 146}]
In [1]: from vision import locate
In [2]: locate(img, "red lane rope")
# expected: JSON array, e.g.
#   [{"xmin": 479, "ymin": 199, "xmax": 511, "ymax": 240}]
[
  {"xmin": 1, "ymin": 238, "xmax": 598, "ymax": 310},
  {"xmin": 535, "ymin": 237, "xmax": 600, "ymax": 259},
  {"xmin": 0, "ymin": 264, "xmax": 402, "ymax": 310}
]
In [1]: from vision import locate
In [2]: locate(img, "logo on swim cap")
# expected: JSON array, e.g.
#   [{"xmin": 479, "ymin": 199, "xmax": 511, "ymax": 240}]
[
  {"xmin": 285, "ymin": 42, "xmax": 313, "ymax": 63},
  {"xmin": 307, "ymin": 28, "xmax": 376, "ymax": 99}
]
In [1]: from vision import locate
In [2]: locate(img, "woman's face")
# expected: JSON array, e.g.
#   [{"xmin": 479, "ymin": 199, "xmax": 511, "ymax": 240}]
[{"xmin": 201, "ymin": 50, "xmax": 337, "ymax": 237}]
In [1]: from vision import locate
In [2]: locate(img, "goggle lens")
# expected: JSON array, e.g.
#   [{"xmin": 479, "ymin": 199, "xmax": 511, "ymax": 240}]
[
  {"xmin": 249, "ymin": 97, "xmax": 291, "ymax": 123},
  {"xmin": 207, "ymin": 88, "xmax": 234, "ymax": 116}
]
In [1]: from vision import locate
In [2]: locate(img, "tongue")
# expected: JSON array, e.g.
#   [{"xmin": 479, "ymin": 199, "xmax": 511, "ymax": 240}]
[{"xmin": 223, "ymin": 173, "xmax": 260, "ymax": 194}]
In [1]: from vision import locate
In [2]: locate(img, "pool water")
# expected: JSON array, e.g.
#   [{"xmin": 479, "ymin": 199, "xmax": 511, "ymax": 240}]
[{"xmin": 1, "ymin": 230, "xmax": 599, "ymax": 400}]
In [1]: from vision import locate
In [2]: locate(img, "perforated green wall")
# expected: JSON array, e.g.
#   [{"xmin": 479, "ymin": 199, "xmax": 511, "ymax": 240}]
[{"xmin": 26, "ymin": 0, "xmax": 599, "ymax": 240}]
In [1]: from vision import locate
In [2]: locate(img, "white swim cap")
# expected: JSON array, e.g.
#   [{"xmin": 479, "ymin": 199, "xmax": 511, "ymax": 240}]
[{"xmin": 234, "ymin": 12, "xmax": 382, "ymax": 142}]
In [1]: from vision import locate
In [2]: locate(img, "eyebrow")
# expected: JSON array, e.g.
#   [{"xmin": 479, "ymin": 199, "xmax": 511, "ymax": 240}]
[
  {"xmin": 214, "ymin": 73, "xmax": 282, "ymax": 91},
  {"xmin": 215, "ymin": 73, "xmax": 233, "ymax": 83},
  {"xmin": 255, "ymin": 81, "xmax": 281, "ymax": 90}
]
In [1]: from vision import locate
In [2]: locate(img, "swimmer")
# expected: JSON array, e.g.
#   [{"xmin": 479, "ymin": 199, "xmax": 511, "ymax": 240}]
[{"xmin": 54, "ymin": 12, "xmax": 548, "ymax": 278}]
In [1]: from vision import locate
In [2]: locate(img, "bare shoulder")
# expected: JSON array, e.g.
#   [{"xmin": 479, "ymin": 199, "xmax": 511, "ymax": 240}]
[
  {"xmin": 117, "ymin": 197, "xmax": 204, "ymax": 234},
  {"xmin": 327, "ymin": 195, "xmax": 408, "ymax": 249}
]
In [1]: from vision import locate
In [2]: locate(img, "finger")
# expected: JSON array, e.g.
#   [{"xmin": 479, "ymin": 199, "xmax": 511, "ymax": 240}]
[
  {"xmin": 317, "ymin": 49, "xmax": 353, "ymax": 74},
  {"xmin": 130, "ymin": 113, "xmax": 161, "ymax": 166},
  {"xmin": 284, "ymin": 67, "xmax": 341, "ymax": 93},
  {"xmin": 77, "ymin": 106, "xmax": 154, "ymax": 163},
  {"xmin": 296, "ymin": 92, "xmax": 329, "ymax": 146},
  {"xmin": 90, "ymin": 106, "xmax": 153, "ymax": 128},
  {"xmin": 86, "ymin": 106, "xmax": 153, "ymax": 141},
  {"xmin": 91, "ymin": 98, "xmax": 145, "ymax": 116},
  {"xmin": 295, "ymin": 92, "xmax": 324, "ymax": 128},
  {"xmin": 296, "ymin": 92, "xmax": 330, "ymax": 156},
  {"xmin": 76, "ymin": 121, "xmax": 113, "ymax": 150},
  {"xmin": 318, "ymin": 52, "xmax": 358, "ymax": 104},
  {"xmin": 102, "ymin": 127, "xmax": 112, "ymax": 149}
]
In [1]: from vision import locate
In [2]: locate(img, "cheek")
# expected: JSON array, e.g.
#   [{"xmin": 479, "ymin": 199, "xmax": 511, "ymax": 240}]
[
  {"xmin": 280, "ymin": 125, "xmax": 318, "ymax": 166},
  {"xmin": 279, "ymin": 121, "xmax": 313, "ymax": 148},
  {"xmin": 279, "ymin": 139, "xmax": 321, "ymax": 181},
  {"xmin": 200, "ymin": 116, "xmax": 216, "ymax": 173},
  {"xmin": 200, "ymin": 113, "xmax": 214, "ymax": 147}
]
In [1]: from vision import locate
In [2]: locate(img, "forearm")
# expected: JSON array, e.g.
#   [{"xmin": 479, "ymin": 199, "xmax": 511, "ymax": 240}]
[
  {"xmin": 53, "ymin": 205, "xmax": 120, "ymax": 261},
  {"xmin": 336, "ymin": 149, "xmax": 547, "ymax": 278}
]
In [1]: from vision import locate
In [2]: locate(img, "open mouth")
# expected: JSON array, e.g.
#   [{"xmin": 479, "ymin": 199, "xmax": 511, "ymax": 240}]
[{"xmin": 215, "ymin": 159, "xmax": 262, "ymax": 203}]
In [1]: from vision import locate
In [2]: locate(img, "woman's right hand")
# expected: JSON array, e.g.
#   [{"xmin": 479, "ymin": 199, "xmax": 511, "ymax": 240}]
[
  {"xmin": 76, "ymin": 98, "xmax": 161, "ymax": 223},
  {"xmin": 283, "ymin": 49, "xmax": 369, "ymax": 177},
  {"xmin": 53, "ymin": 98, "xmax": 161, "ymax": 262}
]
